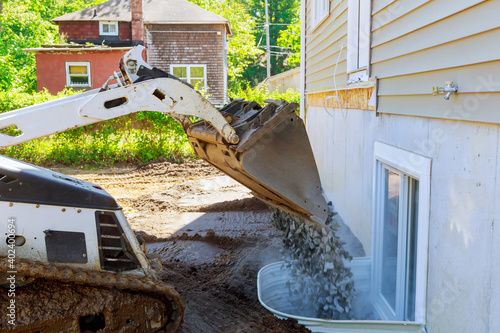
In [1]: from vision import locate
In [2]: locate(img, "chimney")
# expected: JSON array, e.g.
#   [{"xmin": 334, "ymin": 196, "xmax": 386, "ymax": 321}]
[{"xmin": 131, "ymin": 0, "xmax": 144, "ymax": 44}]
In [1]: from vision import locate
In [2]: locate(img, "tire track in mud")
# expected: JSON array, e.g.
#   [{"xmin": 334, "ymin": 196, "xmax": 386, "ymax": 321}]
[{"xmin": 64, "ymin": 159, "xmax": 223, "ymax": 215}]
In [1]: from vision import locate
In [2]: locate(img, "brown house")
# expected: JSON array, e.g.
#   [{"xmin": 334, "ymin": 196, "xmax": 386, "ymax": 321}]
[
  {"xmin": 143, "ymin": 0, "xmax": 231, "ymax": 106},
  {"xmin": 28, "ymin": 0, "xmax": 231, "ymax": 106}
]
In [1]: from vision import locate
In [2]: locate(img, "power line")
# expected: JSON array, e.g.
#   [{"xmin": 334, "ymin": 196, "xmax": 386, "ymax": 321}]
[
  {"xmin": 258, "ymin": 45, "xmax": 292, "ymax": 50},
  {"xmin": 269, "ymin": 51, "xmax": 295, "ymax": 56},
  {"xmin": 281, "ymin": 30, "xmax": 301, "ymax": 37},
  {"xmin": 256, "ymin": 33, "xmax": 265, "ymax": 49},
  {"xmin": 256, "ymin": 23, "xmax": 296, "ymax": 27}
]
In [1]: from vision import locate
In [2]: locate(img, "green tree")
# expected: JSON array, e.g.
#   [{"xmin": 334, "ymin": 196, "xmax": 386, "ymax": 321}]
[
  {"xmin": 0, "ymin": 1, "xmax": 57, "ymax": 91},
  {"xmin": 235, "ymin": 0, "xmax": 300, "ymax": 85},
  {"xmin": 0, "ymin": 0, "xmax": 107, "ymax": 93},
  {"xmin": 23, "ymin": 0, "xmax": 108, "ymax": 22},
  {"xmin": 0, "ymin": 1, "xmax": 3, "ymax": 36},
  {"xmin": 277, "ymin": 18, "xmax": 300, "ymax": 68}
]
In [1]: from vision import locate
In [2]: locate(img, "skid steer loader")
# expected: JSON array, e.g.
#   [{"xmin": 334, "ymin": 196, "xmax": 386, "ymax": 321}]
[{"xmin": 0, "ymin": 46, "xmax": 327, "ymax": 332}]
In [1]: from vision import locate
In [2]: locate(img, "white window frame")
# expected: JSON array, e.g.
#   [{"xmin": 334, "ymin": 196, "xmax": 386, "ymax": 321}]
[
  {"xmin": 65, "ymin": 62, "xmax": 91, "ymax": 88},
  {"xmin": 311, "ymin": 0, "xmax": 330, "ymax": 31},
  {"xmin": 347, "ymin": 0, "xmax": 371, "ymax": 83},
  {"xmin": 371, "ymin": 142, "xmax": 431, "ymax": 324},
  {"xmin": 170, "ymin": 64, "xmax": 207, "ymax": 90},
  {"xmin": 99, "ymin": 21, "xmax": 119, "ymax": 36}
]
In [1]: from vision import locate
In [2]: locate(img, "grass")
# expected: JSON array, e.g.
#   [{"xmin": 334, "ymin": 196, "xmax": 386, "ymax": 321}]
[
  {"xmin": 0, "ymin": 85, "xmax": 300, "ymax": 167},
  {"xmin": 0, "ymin": 127, "xmax": 193, "ymax": 167}
]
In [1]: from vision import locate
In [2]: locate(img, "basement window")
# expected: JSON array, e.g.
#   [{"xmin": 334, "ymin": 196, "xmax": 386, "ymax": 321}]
[
  {"xmin": 171, "ymin": 65, "xmax": 207, "ymax": 90},
  {"xmin": 66, "ymin": 62, "xmax": 91, "ymax": 87},
  {"xmin": 100, "ymin": 21, "xmax": 119, "ymax": 36},
  {"xmin": 372, "ymin": 142, "xmax": 431, "ymax": 323},
  {"xmin": 347, "ymin": 0, "xmax": 371, "ymax": 83}
]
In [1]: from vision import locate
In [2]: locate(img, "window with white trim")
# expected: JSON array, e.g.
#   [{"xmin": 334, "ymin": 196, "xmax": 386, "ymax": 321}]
[
  {"xmin": 171, "ymin": 65, "xmax": 207, "ymax": 90},
  {"xmin": 66, "ymin": 62, "xmax": 91, "ymax": 87},
  {"xmin": 311, "ymin": 0, "xmax": 329, "ymax": 30},
  {"xmin": 100, "ymin": 21, "xmax": 119, "ymax": 36},
  {"xmin": 347, "ymin": 0, "xmax": 371, "ymax": 82},
  {"xmin": 372, "ymin": 142, "xmax": 431, "ymax": 323}
]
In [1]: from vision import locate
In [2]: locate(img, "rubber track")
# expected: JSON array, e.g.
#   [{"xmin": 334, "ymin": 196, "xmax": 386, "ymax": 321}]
[{"xmin": 0, "ymin": 257, "xmax": 184, "ymax": 332}]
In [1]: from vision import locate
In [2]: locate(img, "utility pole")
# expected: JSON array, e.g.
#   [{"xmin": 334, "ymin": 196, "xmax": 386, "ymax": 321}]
[{"xmin": 264, "ymin": 0, "xmax": 271, "ymax": 78}]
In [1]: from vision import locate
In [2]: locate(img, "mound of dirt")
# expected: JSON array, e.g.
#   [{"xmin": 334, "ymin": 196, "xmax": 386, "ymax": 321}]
[{"xmin": 154, "ymin": 232, "xmax": 308, "ymax": 333}]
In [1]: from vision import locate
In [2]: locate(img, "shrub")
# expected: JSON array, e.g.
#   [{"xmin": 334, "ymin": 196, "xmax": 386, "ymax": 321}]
[{"xmin": 0, "ymin": 85, "xmax": 300, "ymax": 167}]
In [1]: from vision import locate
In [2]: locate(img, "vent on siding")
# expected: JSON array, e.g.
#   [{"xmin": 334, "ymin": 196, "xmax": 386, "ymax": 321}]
[{"xmin": 96, "ymin": 212, "xmax": 140, "ymax": 272}]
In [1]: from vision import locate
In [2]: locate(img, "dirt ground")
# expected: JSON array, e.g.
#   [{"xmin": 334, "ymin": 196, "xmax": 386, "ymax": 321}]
[{"xmin": 62, "ymin": 159, "xmax": 310, "ymax": 333}]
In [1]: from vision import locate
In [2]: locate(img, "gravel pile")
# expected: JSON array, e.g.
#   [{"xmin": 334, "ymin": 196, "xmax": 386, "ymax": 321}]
[{"xmin": 272, "ymin": 206, "xmax": 355, "ymax": 320}]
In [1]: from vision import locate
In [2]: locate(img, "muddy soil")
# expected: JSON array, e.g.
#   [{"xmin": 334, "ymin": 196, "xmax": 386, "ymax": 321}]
[{"xmin": 64, "ymin": 159, "xmax": 310, "ymax": 333}]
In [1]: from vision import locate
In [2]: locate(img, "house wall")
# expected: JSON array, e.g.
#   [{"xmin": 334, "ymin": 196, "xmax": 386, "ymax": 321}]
[
  {"xmin": 305, "ymin": 0, "xmax": 347, "ymax": 93},
  {"xmin": 58, "ymin": 21, "xmax": 100, "ymax": 41},
  {"xmin": 373, "ymin": 0, "xmax": 500, "ymax": 124},
  {"xmin": 58, "ymin": 21, "xmax": 132, "ymax": 44},
  {"xmin": 119, "ymin": 22, "xmax": 132, "ymax": 41},
  {"xmin": 303, "ymin": 0, "xmax": 500, "ymax": 330},
  {"xmin": 145, "ymin": 24, "xmax": 227, "ymax": 106},
  {"xmin": 306, "ymin": 105, "xmax": 500, "ymax": 332},
  {"xmin": 34, "ymin": 50, "xmax": 127, "ymax": 94}
]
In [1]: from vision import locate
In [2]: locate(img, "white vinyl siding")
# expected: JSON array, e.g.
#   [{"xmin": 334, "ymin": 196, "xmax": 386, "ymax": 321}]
[
  {"xmin": 65, "ymin": 62, "xmax": 91, "ymax": 87},
  {"xmin": 305, "ymin": 0, "xmax": 348, "ymax": 93},
  {"xmin": 371, "ymin": 0, "xmax": 500, "ymax": 124}
]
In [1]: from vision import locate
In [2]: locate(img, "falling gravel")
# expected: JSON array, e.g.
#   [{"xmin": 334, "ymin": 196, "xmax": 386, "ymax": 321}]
[{"xmin": 272, "ymin": 206, "xmax": 356, "ymax": 320}]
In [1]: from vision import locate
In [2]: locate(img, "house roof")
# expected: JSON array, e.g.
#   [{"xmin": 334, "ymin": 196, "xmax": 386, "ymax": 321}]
[
  {"xmin": 52, "ymin": 0, "xmax": 132, "ymax": 22},
  {"xmin": 52, "ymin": 0, "xmax": 231, "ymax": 34}
]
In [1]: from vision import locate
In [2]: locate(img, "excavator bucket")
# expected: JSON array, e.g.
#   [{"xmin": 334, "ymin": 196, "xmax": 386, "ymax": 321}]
[{"xmin": 185, "ymin": 99, "xmax": 328, "ymax": 224}]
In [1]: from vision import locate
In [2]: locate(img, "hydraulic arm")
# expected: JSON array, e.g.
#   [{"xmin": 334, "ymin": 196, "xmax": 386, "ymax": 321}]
[{"xmin": 0, "ymin": 45, "xmax": 328, "ymax": 224}]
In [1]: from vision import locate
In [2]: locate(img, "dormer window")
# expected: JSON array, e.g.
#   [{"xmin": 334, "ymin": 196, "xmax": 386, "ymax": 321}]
[{"xmin": 99, "ymin": 21, "xmax": 119, "ymax": 36}]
